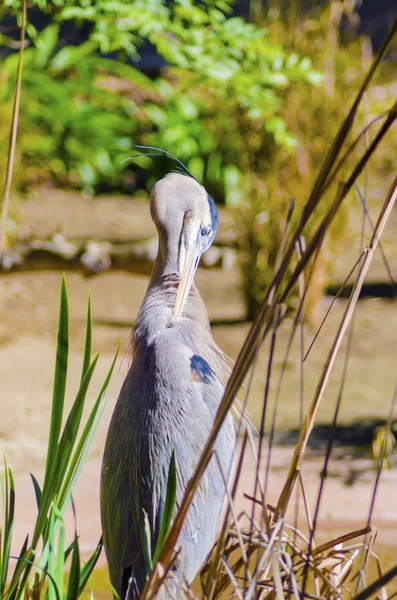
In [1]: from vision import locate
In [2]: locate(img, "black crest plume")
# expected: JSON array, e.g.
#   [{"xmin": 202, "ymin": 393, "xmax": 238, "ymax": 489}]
[{"xmin": 123, "ymin": 146, "xmax": 197, "ymax": 181}]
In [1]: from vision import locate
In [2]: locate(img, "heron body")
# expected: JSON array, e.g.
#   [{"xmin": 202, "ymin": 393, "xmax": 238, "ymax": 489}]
[{"xmin": 101, "ymin": 173, "xmax": 236, "ymax": 598}]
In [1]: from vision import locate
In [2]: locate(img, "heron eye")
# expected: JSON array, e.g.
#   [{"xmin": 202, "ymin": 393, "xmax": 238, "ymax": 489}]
[{"xmin": 201, "ymin": 225, "xmax": 212, "ymax": 237}]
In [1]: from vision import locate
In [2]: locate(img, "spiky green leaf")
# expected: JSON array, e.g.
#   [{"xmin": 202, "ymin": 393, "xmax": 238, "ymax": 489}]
[{"xmin": 152, "ymin": 450, "xmax": 178, "ymax": 565}]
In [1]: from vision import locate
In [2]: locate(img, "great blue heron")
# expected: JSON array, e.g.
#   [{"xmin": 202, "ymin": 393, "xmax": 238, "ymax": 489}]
[{"xmin": 101, "ymin": 170, "xmax": 236, "ymax": 599}]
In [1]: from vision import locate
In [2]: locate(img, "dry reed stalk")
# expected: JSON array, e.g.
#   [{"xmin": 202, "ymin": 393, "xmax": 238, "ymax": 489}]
[
  {"xmin": 201, "ymin": 432, "xmax": 250, "ymax": 600},
  {"xmin": 205, "ymin": 495, "xmax": 375, "ymax": 600},
  {"xmin": 0, "ymin": 0, "xmax": 26, "ymax": 264},
  {"xmin": 276, "ymin": 175, "xmax": 397, "ymax": 519}
]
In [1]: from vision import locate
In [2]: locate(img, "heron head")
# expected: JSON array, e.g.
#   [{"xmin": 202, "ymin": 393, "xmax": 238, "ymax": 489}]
[{"xmin": 150, "ymin": 172, "xmax": 218, "ymax": 316}]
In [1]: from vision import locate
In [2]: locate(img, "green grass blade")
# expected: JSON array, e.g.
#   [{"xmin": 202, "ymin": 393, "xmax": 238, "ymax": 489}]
[
  {"xmin": 0, "ymin": 463, "xmax": 6, "ymax": 590},
  {"xmin": 7, "ymin": 547, "xmax": 35, "ymax": 600},
  {"xmin": 5, "ymin": 534, "xmax": 28, "ymax": 598},
  {"xmin": 54, "ymin": 508, "xmax": 65, "ymax": 599},
  {"xmin": 43, "ymin": 569, "xmax": 61, "ymax": 600},
  {"xmin": 52, "ymin": 354, "xmax": 99, "ymax": 479},
  {"xmin": 44, "ymin": 275, "xmax": 69, "ymax": 488},
  {"xmin": 58, "ymin": 345, "xmax": 120, "ymax": 509},
  {"xmin": 81, "ymin": 293, "xmax": 92, "ymax": 383},
  {"xmin": 3, "ymin": 287, "xmax": 118, "ymax": 599},
  {"xmin": 63, "ymin": 539, "xmax": 76, "ymax": 563},
  {"xmin": 34, "ymin": 539, "xmax": 49, "ymax": 584},
  {"xmin": 1, "ymin": 463, "xmax": 15, "ymax": 592},
  {"xmin": 152, "ymin": 450, "xmax": 177, "ymax": 565},
  {"xmin": 108, "ymin": 580, "xmax": 120, "ymax": 600},
  {"xmin": 4, "ymin": 538, "xmax": 34, "ymax": 600},
  {"xmin": 66, "ymin": 538, "xmax": 80, "ymax": 600},
  {"xmin": 78, "ymin": 539, "xmax": 103, "ymax": 597},
  {"xmin": 44, "ymin": 505, "xmax": 68, "ymax": 600},
  {"xmin": 30, "ymin": 474, "xmax": 42, "ymax": 510},
  {"xmin": 46, "ymin": 506, "xmax": 57, "ymax": 600},
  {"xmin": 7, "ymin": 550, "xmax": 61, "ymax": 600},
  {"xmin": 143, "ymin": 510, "xmax": 153, "ymax": 577},
  {"xmin": 33, "ymin": 355, "xmax": 98, "ymax": 547}
]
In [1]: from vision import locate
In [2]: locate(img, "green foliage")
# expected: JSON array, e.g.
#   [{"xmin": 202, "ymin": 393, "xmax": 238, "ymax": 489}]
[
  {"xmin": 236, "ymin": 2, "xmax": 396, "ymax": 321},
  {"xmin": 0, "ymin": 0, "xmax": 320, "ymax": 193},
  {"xmin": 0, "ymin": 23, "xmax": 158, "ymax": 191},
  {"xmin": 140, "ymin": 30, "xmax": 321, "ymax": 199},
  {"xmin": 5, "ymin": 0, "xmax": 388, "ymax": 322},
  {"xmin": 133, "ymin": 3, "xmax": 321, "ymax": 199},
  {"xmin": 0, "ymin": 275, "xmax": 119, "ymax": 598}
]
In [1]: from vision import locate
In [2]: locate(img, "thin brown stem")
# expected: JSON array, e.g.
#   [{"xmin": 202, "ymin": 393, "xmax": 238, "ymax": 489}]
[{"xmin": 0, "ymin": 0, "xmax": 27, "ymax": 265}]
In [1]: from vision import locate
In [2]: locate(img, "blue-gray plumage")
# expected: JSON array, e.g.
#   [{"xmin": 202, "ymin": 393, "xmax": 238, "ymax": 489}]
[{"xmin": 100, "ymin": 173, "xmax": 236, "ymax": 599}]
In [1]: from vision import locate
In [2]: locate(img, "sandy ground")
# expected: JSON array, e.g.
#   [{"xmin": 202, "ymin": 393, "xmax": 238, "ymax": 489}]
[{"xmin": 1, "ymin": 268, "xmax": 397, "ymax": 574}]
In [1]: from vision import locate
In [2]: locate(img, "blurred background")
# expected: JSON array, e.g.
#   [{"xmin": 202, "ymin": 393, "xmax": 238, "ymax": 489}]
[{"xmin": 1, "ymin": 0, "xmax": 397, "ymax": 587}]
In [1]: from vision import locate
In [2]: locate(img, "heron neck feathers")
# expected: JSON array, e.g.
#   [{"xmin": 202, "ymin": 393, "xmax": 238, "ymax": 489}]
[{"xmin": 132, "ymin": 274, "xmax": 226, "ymax": 382}]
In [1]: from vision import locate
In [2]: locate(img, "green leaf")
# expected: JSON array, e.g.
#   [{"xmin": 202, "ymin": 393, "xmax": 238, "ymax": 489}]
[
  {"xmin": 206, "ymin": 151, "xmax": 223, "ymax": 182},
  {"xmin": 66, "ymin": 537, "xmax": 81, "ymax": 600},
  {"xmin": 0, "ymin": 461, "xmax": 15, "ymax": 593},
  {"xmin": 305, "ymin": 70, "xmax": 324, "ymax": 86},
  {"xmin": 4, "ymin": 547, "xmax": 35, "ymax": 600},
  {"xmin": 152, "ymin": 450, "xmax": 178, "ymax": 565},
  {"xmin": 51, "ymin": 355, "xmax": 100, "ymax": 484},
  {"xmin": 142, "ymin": 510, "xmax": 153, "ymax": 577},
  {"xmin": 1, "ymin": 279, "xmax": 117, "ymax": 600},
  {"xmin": 63, "ymin": 539, "xmax": 76, "ymax": 563},
  {"xmin": 54, "ymin": 507, "xmax": 66, "ymax": 598},
  {"xmin": 43, "ymin": 275, "xmax": 69, "ymax": 490},
  {"xmin": 56, "ymin": 6, "xmax": 97, "ymax": 21},
  {"xmin": 78, "ymin": 163, "xmax": 96, "ymax": 190},
  {"xmin": 286, "ymin": 53, "xmax": 299, "ymax": 68},
  {"xmin": 265, "ymin": 72, "xmax": 289, "ymax": 87},
  {"xmin": 176, "ymin": 96, "xmax": 199, "ymax": 119},
  {"xmin": 46, "ymin": 505, "xmax": 59, "ymax": 600},
  {"xmin": 84, "ymin": 57, "xmax": 157, "ymax": 94},
  {"xmin": 145, "ymin": 104, "xmax": 168, "ymax": 128},
  {"xmin": 299, "ymin": 57, "xmax": 312, "ymax": 71},
  {"xmin": 33, "ymin": 355, "xmax": 99, "ymax": 547},
  {"xmin": 78, "ymin": 539, "xmax": 103, "ymax": 596},
  {"xmin": 81, "ymin": 293, "xmax": 92, "ymax": 383},
  {"xmin": 57, "ymin": 344, "xmax": 120, "ymax": 510},
  {"xmin": 33, "ymin": 24, "xmax": 59, "ymax": 69},
  {"xmin": 30, "ymin": 474, "xmax": 42, "ymax": 510},
  {"xmin": 50, "ymin": 41, "xmax": 98, "ymax": 72}
]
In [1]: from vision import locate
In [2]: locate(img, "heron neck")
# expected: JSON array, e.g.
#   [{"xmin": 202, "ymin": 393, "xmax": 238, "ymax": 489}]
[
  {"xmin": 132, "ymin": 268, "xmax": 225, "ymax": 385},
  {"xmin": 134, "ymin": 269, "xmax": 209, "ymax": 347},
  {"xmin": 155, "ymin": 234, "xmax": 180, "ymax": 275}
]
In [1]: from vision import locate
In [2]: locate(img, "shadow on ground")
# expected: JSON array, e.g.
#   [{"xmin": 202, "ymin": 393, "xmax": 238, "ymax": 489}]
[{"xmin": 273, "ymin": 418, "xmax": 397, "ymax": 487}]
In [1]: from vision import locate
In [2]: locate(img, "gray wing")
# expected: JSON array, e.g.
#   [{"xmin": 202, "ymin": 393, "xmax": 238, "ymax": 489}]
[
  {"xmin": 100, "ymin": 339, "xmax": 236, "ymax": 596},
  {"xmin": 100, "ymin": 369, "xmax": 147, "ymax": 596},
  {"xmin": 177, "ymin": 353, "xmax": 236, "ymax": 581}
]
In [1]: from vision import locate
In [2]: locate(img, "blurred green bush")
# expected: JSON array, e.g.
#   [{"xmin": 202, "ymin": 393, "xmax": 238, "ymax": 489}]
[
  {"xmin": 2, "ymin": 0, "xmax": 394, "ymax": 322},
  {"xmin": 0, "ymin": 23, "xmax": 159, "ymax": 191},
  {"xmin": 0, "ymin": 0, "xmax": 320, "ymax": 193},
  {"xmin": 236, "ymin": 2, "xmax": 396, "ymax": 322}
]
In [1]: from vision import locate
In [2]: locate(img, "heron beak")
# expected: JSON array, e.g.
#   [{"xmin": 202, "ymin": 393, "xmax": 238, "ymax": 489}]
[{"xmin": 174, "ymin": 241, "xmax": 201, "ymax": 316}]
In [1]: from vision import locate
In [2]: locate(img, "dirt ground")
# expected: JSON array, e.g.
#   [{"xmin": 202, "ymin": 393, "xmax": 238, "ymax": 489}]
[{"xmin": 1, "ymin": 268, "xmax": 397, "ymax": 571}]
